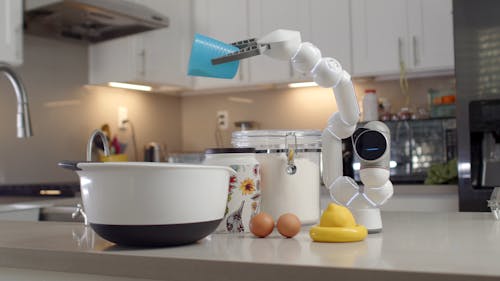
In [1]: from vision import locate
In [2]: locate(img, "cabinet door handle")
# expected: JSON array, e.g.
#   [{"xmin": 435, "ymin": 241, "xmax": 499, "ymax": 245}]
[
  {"xmin": 289, "ymin": 61, "xmax": 294, "ymax": 77},
  {"xmin": 412, "ymin": 36, "xmax": 420, "ymax": 66},
  {"xmin": 139, "ymin": 49, "xmax": 146, "ymax": 77},
  {"xmin": 398, "ymin": 37, "xmax": 404, "ymax": 64}
]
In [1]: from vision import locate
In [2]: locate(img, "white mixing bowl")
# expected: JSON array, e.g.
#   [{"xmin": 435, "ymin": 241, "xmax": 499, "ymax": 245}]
[{"xmin": 62, "ymin": 162, "xmax": 233, "ymax": 247}]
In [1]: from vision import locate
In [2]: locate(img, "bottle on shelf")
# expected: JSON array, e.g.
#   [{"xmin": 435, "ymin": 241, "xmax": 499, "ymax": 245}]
[{"xmin": 362, "ymin": 89, "xmax": 379, "ymax": 122}]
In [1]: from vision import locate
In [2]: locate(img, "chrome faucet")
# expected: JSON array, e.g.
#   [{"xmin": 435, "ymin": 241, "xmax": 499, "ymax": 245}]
[
  {"xmin": 0, "ymin": 63, "xmax": 33, "ymax": 138},
  {"xmin": 86, "ymin": 129, "xmax": 110, "ymax": 161}
]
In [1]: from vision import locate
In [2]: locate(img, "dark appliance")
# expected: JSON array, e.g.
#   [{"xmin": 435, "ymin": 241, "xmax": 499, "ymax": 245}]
[
  {"xmin": 0, "ymin": 182, "xmax": 79, "ymax": 197},
  {"xmin": 348, "ymin": 118, "xmax": 457, "ymax": 184},
  {"xmin": 454, "ymin": 0, "xmax": 500, "ymax": 211},
  {"xmin": 24, "ymin": 0, "xmax": 168, "ymax": 44}
]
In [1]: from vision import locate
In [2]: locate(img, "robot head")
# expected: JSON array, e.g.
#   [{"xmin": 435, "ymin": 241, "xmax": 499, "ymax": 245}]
[
  {"xmin": 353, "ymin": 128, "xmax": 388, "ymax": 162},
  {"xmin": 352, "ymin": 121, "xmax": 390, "ymax": 165},
  {"xmin": 352, "ymin": 121, "xmax": 391, "ymax": 187}
]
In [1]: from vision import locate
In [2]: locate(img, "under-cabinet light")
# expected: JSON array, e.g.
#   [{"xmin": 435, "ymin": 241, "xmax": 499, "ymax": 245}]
[
  {"xmin": 39, "ymin": 190, "xmax": 62, "ymax": 196},
  {"xmin": 288, "ymin": 82, "xmax": 318, "ymax": 88},
  {"xmin": 108, "ymin": 82, "xmax": 152, "ymax": 92}
]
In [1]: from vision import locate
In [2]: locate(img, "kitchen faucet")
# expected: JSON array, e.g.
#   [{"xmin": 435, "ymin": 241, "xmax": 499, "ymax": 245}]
[
  {"xmin": 0, "ymin": 63, "xmax": 33, "ymax": 138},
  {"xmin": 86, "ymin": 129, "xmax": 110, "ymax": 161}
]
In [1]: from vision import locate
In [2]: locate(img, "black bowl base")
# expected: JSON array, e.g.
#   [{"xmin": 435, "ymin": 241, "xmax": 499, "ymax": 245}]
[{"xmin": 90, "ymin": 219, "xmax": 222, "ymax": 247}]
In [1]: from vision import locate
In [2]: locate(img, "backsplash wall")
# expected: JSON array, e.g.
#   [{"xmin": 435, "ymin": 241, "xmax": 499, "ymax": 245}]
[
  {"xmin": 0, "ymin": 36, "xmax": 182, "ymax": 184},
  {"xmin": 0, "ymin": 36, "xmax": 455, "ymax": 183},
  {"xmin": 181, "ymin": 75, "xmax": 455, "ymax": 152}
]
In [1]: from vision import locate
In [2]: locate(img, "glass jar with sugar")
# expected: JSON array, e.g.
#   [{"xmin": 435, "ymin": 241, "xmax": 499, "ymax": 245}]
[{"xmin": 232, "ymin": 130, "xmax": 321, "ymax": 224}]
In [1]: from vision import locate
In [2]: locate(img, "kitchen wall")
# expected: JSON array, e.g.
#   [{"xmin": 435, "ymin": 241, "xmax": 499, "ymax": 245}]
[
  {"xmin": 0, "ymin": 36, "xmax": 455, "ymax": 184},
  {"xmin": 181, "ymin": 75, "xmax": 455, "ymax": 151},
  {"xmin": 0, "ymin": 36, "xmax": 182, "ymax": 184}
]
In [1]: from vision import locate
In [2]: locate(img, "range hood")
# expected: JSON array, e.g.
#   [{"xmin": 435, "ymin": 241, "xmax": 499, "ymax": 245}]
[{"xmin": 24, "ymin": 0, "xmax": 169, "ymax": 43}]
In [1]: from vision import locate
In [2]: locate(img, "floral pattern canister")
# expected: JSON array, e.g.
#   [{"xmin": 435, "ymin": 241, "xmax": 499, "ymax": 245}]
[{"xmin": 204, "ymin": 148, "xmax": 260, "ymax": 233}]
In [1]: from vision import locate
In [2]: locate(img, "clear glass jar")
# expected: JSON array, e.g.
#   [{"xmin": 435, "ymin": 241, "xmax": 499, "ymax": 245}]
[
  {"xmin": 232, "ymin": 130, "xmax": 321, "ymax": 224},
  {"xmin": 203, "ymin": 148, "xmax": 260, "ymax": 233}
]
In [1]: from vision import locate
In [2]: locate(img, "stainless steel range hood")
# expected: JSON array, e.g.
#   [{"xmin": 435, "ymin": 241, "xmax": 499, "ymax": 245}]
[{"xmin": 24, "ymin": 0, "xmax": 168, "ymax": 43}]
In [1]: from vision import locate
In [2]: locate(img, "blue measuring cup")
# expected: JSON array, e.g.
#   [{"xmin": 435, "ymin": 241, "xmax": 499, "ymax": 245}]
[{"xmin": 187, "ymin": 33, "xmax": 239, "ymax": 79}]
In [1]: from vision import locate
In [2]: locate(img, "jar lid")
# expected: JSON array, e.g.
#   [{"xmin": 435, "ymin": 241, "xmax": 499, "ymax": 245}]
[
  {"xmin": 232, "ymin": 130, "xmax": 322, "ymax": 150},
  {"xmin": 204, "ymin": 147, "xmax": 256, "ymax": 154}
]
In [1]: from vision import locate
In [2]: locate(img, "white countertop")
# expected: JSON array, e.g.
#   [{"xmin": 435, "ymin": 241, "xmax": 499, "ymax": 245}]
[
  {"xmin": 0, "ymin": 211, "xmax": 498, "ymax": 281},
  {"xmin": 0, "ymin": 196, "xmax": 79, "ymax": 212}
]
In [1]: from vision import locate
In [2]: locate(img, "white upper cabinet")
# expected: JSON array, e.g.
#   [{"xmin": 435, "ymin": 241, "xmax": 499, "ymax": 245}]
[
  {"xmin": 352, "ymin": 0, "xmax": 410, "ymax": 76},
  {"xmin": 141, "ymin": 0, "xmax": 193, "ymax": 89},
  {"xmin": 247, "ymin": 0, "xmax": 310, "ymax": 84},
  {"xmin": 407, "ymin": 0, "xmax": 454, "ymax": 72},
  {"xmin": 310, "ymin": 0, "xmax": 352, "ymax": 73},
  {"xmin": 351, "ymin": 0, "xmax": 454, "ymax": 77},
  {"xmin": 192, "ymin": 0, "xmax": 249, "ymax": 89},
  {"xmin": 246, "ymin": 0, "xmax": 352, "ymax": 85},
  {"xmin": 0, "ymin": 0, "xmax": 23, "ymax": 66},
  {"xmin": 89, "ymin": 0, "xmax": 454, "ymax": 92},
  {"xmin": 89, "ymin": 36, "xmax": 141, "ymax": 86},
  {"xmin": 89, "ymin": 0, "xmax": 192, "ymax": 90}
]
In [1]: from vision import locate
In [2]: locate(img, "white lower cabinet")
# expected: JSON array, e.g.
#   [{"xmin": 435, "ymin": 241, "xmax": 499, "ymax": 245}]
[{"xmin": 0, "ymin": 267, "xmax": 158, "ymax": 281}]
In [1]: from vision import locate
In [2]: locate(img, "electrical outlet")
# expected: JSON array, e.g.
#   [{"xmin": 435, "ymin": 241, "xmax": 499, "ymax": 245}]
[
  {"xmin": 217, "ymin": 110, "xmax": 229, "ymax": 130},
  {"xmin": 118, "ymin": 106, "xmax": 128, "ymax": 130}
]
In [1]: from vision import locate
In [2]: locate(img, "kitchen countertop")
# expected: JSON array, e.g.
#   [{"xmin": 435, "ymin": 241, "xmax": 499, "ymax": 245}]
[
  {"xmin": 0, "ymin": 184, "xmax": 457, "ymax": 215},
  {"xmin": 0, "ymin": 196, "xmax": 80, "ymax": 213},
  {"xmin": 0, "ymin": 212, "xmax": 498, "ymax": 281}
]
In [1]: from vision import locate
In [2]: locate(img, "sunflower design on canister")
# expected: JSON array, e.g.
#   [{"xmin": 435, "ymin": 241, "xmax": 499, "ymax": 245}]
[{"xmin": 239, "ymin": 178, "xmax": 256, "ymax": 195}]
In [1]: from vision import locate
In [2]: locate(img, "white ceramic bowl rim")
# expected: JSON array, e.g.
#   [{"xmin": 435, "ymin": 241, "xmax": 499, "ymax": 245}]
[{"xmin": 77, "ymin": 162, "xmax": 235, "ymax": 173}]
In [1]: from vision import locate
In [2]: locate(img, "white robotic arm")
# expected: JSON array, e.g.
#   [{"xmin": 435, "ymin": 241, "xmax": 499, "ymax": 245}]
[{"xmin": 212, "ymin": 29, "xmax": 393, "ymax": 232}]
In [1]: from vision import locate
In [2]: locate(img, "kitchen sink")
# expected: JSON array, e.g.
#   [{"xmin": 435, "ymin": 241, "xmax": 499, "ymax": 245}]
[{"xmin": 39, "ymin": 206, "xmax": 84, "ymax": 222}]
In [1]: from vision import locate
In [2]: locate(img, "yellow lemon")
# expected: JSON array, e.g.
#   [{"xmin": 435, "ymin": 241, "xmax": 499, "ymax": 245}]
[{"xmin": 319, "ymin": 203, "xmax": 356, "ymax": 227}]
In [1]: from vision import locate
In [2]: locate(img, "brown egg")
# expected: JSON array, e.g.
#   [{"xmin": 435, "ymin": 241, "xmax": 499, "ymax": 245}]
[
  {"xmin": 250, "ymin": 212, "xmax": 275, "ymax": 238},
  {"xmin": 276, "ymin": 213, "xmax": 301, "ymax": 238}
]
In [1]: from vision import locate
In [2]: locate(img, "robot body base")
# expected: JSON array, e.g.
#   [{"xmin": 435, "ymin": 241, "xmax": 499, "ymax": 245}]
[{"xmin": 351, "ymin": 208, "xmax": 382, "ymax": 233}]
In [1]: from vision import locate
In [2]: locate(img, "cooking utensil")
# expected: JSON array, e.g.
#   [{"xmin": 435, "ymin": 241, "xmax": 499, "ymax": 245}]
[
  {"xmin": 111, "ymin": 136, "xmax": 121, "ymax": 154},
  {"xmin": 99, "ymin": 154, "xmax": 128, "ymax": 162},
  {"xmin": 144, "ymin": 142, "xmax": 164, "ymax": 162},
  {"xmin": 59, "ymin": 161, "xmax": 234, "ymax": 247}
]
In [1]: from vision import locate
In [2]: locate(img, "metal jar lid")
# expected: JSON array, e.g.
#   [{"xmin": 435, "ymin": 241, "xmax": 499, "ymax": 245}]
[
  {"xmin": 204, "ymin": 147, "xmax": 256, "ymax": 154},
  {"xmin": 232, "ymin": 130, "xmax": 322, "ymax": 175},
  {"xmin": 231, "ymin": 130, "xmax": 322, "ymax": 150}
]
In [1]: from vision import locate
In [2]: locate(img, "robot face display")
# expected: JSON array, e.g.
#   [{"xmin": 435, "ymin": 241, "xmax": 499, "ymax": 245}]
[{"xmin": 353, "ymin": 128, "xmax": 388, "ymax": 161}]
